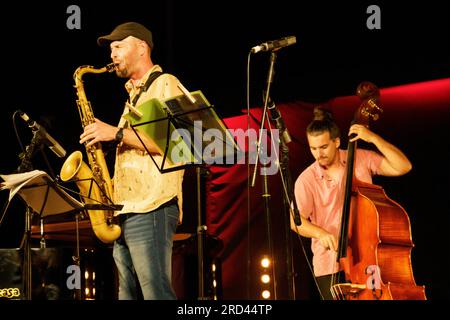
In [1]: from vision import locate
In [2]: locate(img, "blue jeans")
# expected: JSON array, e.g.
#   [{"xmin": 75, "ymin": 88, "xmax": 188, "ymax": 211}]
[{"xmin": 113, "ymin": 202, "xmax": 179, "ymax": 300}]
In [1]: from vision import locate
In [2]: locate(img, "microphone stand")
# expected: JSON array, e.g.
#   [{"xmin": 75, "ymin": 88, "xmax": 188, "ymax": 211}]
[
  {"xmin": 16, "ymin": 130, "xmax": 43, "ymax": 300},
  {"xmin": 250, "ymin": 50, "xmax": 302, "ymax": 299},
  {"xmin": 271, "ymin": 106, "xmax": 298, "ymax": 300},
  {"xmin": 251, "ymin": 51, "xmax": 277, "ymax": 188},
  {"xmin": 260, "ymin": 163, "xmax": 277, "ymax": 300},
  {"xmin": 16, "ymin": 130, "xmax": 42, "ymax": 174},
  {"xmin": 250, "ymin": 51, "xmax": 278, "ymax": 299}
]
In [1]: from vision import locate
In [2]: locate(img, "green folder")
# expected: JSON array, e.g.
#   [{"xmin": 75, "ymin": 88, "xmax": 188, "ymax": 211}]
[{"xmin": 123, "ymin": 90, "xmax": 239, "ymax": 172}]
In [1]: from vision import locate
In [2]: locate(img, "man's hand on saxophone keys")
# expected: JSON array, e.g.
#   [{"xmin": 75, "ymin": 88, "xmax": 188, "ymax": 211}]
[{"xmin": 80, "ymin": 118, "xmax": 118, "ymax": 147}]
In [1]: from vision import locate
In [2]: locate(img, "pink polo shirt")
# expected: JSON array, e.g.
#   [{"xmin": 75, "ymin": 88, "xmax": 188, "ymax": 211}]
[{"xmin": 294, "ymin": 149, "xmax": 383, "ymax": 277}]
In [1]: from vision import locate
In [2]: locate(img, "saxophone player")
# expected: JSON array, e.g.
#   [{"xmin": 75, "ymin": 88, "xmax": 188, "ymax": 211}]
[{"xmin": 79, "ymin": 22, "xmax": 184, "ymax": 300}]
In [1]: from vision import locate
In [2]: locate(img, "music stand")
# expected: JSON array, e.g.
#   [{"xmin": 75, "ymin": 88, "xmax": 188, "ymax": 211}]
[
  {"xmin": 124, "ymin": 90, "xmax": 242, "ymax": 172},
  {"xmin": 124, "ymin": 90, "xmax": 241, "ymax": 299},
  {"xmin": 0, "ymin": 170, "xmax": 122, "ymax": 300}
]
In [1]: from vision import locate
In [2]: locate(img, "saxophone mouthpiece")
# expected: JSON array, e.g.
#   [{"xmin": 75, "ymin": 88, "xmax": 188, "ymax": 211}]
[{"xmin": 106, "ymin": 63, "xmax": 118, "ymax": 72}]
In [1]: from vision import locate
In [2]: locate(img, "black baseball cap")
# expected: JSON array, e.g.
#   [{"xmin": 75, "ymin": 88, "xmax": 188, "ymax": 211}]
[{"xmin": 97, "ymin": 22, "xmax": 153, "ymax": 49}]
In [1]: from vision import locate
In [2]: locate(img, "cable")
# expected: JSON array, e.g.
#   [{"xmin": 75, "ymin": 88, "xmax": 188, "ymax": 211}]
[
  {"xmin": 13, "ymin": 110, "xmax": 26, "ymax": 153},
  {"xmin": 245, "ymin": 51, "xmax": 252, "ymax": 299}
]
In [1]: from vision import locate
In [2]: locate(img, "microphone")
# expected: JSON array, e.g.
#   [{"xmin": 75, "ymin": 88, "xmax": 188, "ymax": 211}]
[
  {"xmin": 251, "ymin": 36, "xmax": 297, "ymax": 53},
  {"xmin": 268, "ymin": 99, "xmax": 292, "ymax": 145},
  {"xmin": 18, "ymin": 110, "xmax": 67, "ymax": 158}
]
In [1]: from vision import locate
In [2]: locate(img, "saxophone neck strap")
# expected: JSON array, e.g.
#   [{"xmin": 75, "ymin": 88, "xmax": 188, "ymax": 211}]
[{"xmin": 130, "ymin": 71, "xmax": 164, "ymax": 106}]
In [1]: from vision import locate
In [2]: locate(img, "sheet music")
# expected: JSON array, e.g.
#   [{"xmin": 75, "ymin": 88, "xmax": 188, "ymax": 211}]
[
  {"xmin": 0, "ymin": 170, "xmax": 84, "ymax": 217},
  {"xmin": 1, "ymin": 170, "xmax": 47, "ymax": 201}
]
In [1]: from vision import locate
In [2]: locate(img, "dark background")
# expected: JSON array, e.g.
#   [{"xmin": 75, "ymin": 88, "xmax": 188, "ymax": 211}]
[{"xmin": 0, "ymin": 0, "xmax": 449, "ymax": 300}]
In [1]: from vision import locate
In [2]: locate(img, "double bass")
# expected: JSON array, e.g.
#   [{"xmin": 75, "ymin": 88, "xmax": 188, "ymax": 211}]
[{"xmin": 331, "ymin": 82, "xmax": 426, "ymax": 300}]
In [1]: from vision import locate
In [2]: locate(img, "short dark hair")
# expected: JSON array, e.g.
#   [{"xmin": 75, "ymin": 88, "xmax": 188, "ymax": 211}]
[{"xmin": 306, "ymin": 106, "xmax": 341, "ymax": 139}]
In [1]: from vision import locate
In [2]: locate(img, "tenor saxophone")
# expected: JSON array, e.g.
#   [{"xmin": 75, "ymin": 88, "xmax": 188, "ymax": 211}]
[{"xmin": 60, "ymin": 63, "xmax": 121, "ymax": 244}]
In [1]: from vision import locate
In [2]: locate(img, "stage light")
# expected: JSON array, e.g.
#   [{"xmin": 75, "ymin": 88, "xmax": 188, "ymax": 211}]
[
  {"xmin": 261, "ymin": 274, "xmax": 270, "ymax": 284},
  {"xmin": 261, "ymin": 257, "xmax": 271, "ymax": 268},
  {"xmin": 259, "ymin": 255, "xmax": 273, "ymax": 299}
]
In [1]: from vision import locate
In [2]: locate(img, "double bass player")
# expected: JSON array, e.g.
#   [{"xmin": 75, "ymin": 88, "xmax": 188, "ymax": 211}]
[{"xmin": 290, "ymin": 106, "xmax": 412, "ymax": 300}]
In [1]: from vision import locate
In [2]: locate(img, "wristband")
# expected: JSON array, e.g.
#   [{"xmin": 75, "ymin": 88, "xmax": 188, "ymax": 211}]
[{"xmin": 115, "ymin": 127, "xmax": 124, "ymax": 143}]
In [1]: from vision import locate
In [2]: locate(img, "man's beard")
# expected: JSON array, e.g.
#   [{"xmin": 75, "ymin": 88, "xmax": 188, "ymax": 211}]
[
  {"xmin": 115, "ymin": 69, "xmax": 128, "ymax": 78},
  {"xmin": 318, "ymin": 155, "xmax": 334, "ymax": 168},
  {"xmin": 318, "ymin": 158, "xmax": 330, "ymax": 169},
  {"xmin": 115, "ymin": 64, "xmax": 129, "ymax": 78}
]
